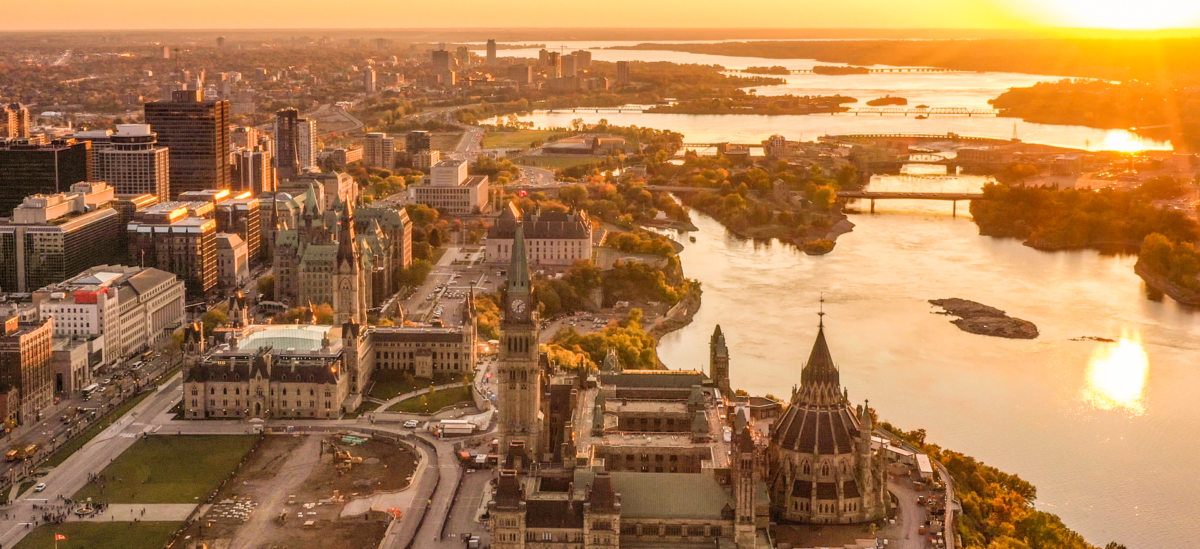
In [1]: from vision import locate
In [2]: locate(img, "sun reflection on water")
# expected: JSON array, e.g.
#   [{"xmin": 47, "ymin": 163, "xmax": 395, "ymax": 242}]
[{"xmin": 1081, "ymin": 336, "xmax": 1150, "ymax": 417}]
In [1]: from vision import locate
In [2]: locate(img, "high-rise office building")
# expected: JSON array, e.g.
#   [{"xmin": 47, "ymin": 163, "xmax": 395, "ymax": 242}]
[
  {"xmin": 364, "ymin": 66, "xmax": 376, "ymax": 94},
  {"xmin": 572, "ymin": 50, "xmax": 592, "ymax": 70},
  {"xmin": 0, "ymin": 182, "xmax": 124, "ymax": 293},
  {"xmin": 0, "ymin": 138, "xmax": 92, "ymax": 215},
  {"xmin": 456, "ymin": 46, "xmax": 470, "ymax": 68},
  {"xmin": 487, "ymin": 39, "xmax": 497, "ymax": 65},
  {"xmin": 0, "ymin": 316, "xmax": 54, "ymax": 425},
  {"xmin": 98, "ymin": 124, "xmax": 170, "ymax": 200},
  {"xmin": 507, "ymin": 64, "xmax": 533, "ymax": 85},
  {"xmin": 234, "ymin": 147, "xmax": 275, "ymax": 195},
  {"xmin": 143, "ymin": 90, "xmax": 231, "ymax": 198},
  {"xmin": 406, "ymin": 131, "xmax": 431, "ymax": 154},
  {"xmin": 562, "ymin": 55, "xmax": 577, "ymax": 78},
  {"xmin": 546, "ymin": 52, "xmax": 562, "ymax": 78},
  {"xmin": 617, "ymin": 61, "xmax": 631, "ymax": 85},
  {"xmin": 298, "ymin": 118, "xmax": 317, "ymax": 170},
  {"xmin": 273, "ymin": 108, "xmax": 303, "ymax": 181},
  {"xmin": 431, "ymin": 49, "xmax": 452, "ymax": 73},
  {"xmin": 1, "ymin": 104, "xmax": 30, "ymax": 138},
  {"xmin": 364, "ymin": 133, "xmax": 396, "ymax": 170}
]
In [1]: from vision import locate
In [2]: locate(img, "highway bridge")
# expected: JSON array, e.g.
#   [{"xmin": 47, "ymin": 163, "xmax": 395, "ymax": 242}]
[{"xmin": 837, "ymin": 107, "xmax": 998, "ymax": 117}]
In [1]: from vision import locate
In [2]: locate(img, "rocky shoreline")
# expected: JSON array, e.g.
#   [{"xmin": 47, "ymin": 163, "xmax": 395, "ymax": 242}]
[
  {"xmin": 1134, "ymin": 259, "xmax": 1200, "ymax": 306},
  {"xmin": 929, "ymin": 298, "xmax": 1039, "ymax": 339}
]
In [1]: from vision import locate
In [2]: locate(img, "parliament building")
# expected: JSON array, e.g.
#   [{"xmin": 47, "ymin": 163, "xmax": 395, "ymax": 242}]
[{"xmin": 487, "ymin": 223, "xmax": 888, "ymax": 549}]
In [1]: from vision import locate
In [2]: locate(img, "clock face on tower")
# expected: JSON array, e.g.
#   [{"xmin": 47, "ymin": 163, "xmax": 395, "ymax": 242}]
[{"xmin": 511, "ymin": 298, "xmax": 526, "ymax": 315}]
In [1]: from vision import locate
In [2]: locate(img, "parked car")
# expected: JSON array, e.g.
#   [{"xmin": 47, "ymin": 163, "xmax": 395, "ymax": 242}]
[
  {"xmin": 404, "ymin": 420, "xmax": 419, "ymax": 428},
  {"xmin": 34, "ymin": 483, "xmax": 46, "ymax": 492}
]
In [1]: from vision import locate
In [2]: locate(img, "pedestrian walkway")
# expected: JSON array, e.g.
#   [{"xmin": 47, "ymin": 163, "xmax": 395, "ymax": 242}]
[{"xmin": 75, "ymin": 504, "xmax": 196, "ymax": 522}]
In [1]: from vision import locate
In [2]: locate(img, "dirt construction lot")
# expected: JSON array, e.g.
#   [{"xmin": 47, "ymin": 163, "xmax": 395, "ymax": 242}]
[{"xmin": 177, "ymin": 434, "xmax": 419, "ymax": 549}]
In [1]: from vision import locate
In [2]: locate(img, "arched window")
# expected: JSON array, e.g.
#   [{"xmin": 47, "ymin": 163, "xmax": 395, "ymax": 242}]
[
  {"xmin": 802, "ymin": 461, "xmax": 811, "ymax": 475},
  {"xmin": 822, "ymin": 462, "xmax": 830, "ymax": 476}
]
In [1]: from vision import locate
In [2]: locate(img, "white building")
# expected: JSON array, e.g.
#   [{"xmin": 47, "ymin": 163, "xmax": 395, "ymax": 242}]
[
  {"xmin": 98, "ymin": 124, "xmax": 170, "ymax": 200},
  {"xmin": 33, "ymin": 265, "xmax": 185, "ymax": 368},
  {"xmin": 216, "ymin": 233, "xmax": 250, "ymax": 288},
  {"xmin": 412, "ymin": 159, "xmax": 489, "ymax": 215},
  {"xmin": 298, "ymin": 118, "xmax": 317, "ymax": 170},
  {"xmin": 486, "ymin": 202, "xmax": 592, "ymax": 265}
]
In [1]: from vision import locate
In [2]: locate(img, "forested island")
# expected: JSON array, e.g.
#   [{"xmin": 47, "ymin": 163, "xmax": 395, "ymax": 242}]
[
  {"xmin": 743, "ymin": 65, "xmax": 791, "ymax": 75},
  {"xmin": 990, "ymin": 79, "xmax": 1200, "ymax": 148},
  {"xmin": 968, "ymin": 180, "xmax": 1198, "ymax": 252},
  {"xmin": 646, "ymin": 92, "xmax": 856, "ymax": 115},
  {"xmin": 866, "ymin": 95, "xmax": 908, "ymax": 106}
]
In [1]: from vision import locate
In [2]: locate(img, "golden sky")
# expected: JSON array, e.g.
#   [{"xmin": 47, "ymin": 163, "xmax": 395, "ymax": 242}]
[{"xmin": 5, "ymin": 0, "xmax": 1200, "ymax": 31}]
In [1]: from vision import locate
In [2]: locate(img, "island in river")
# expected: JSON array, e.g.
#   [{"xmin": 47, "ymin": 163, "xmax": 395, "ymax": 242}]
[{"xmin": 929, "ymin": 298, "xmax": 1039, "ymax": 339}]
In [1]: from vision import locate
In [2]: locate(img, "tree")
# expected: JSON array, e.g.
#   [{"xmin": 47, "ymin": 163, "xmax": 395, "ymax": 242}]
[
  {"xmin": 257, "ymin": 275, "xmax": 275, "ymax": 299},
  {"xmin": 428, "ymin": 229, "xmax": 442, "ymax": 248},
  {"xmin": 314, "ymin": 303, "xmax": 335, "ymax": 325},
  {"xmin": 201, "ymin": 306, "xmax": 229, "ymax": 336},
  {"xmin": 559, "ymin": 184, "xmax": 588, "ymax": 208}
]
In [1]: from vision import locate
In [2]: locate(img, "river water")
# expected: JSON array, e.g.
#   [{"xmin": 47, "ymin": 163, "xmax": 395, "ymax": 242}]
[{"xmin": 494, "ymin": 43, "xmax": 1196, "ymax": 547}]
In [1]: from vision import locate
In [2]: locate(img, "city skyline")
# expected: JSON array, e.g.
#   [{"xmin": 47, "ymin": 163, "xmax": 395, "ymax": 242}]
[{"xmin": 2, "ymin": 0, "xmax": 1200, "ymax": 31}]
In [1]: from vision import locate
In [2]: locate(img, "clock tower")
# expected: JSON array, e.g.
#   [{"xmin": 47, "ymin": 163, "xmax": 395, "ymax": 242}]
[{"xmin": 498, "ymin": 223, "xmax": 542, "ymax": 468}]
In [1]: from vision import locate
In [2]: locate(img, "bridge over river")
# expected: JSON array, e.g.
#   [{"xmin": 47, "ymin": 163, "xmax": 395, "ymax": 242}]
[{"xmin": 642, "ymin": 186, "xmax": 987, "ymax": 216}]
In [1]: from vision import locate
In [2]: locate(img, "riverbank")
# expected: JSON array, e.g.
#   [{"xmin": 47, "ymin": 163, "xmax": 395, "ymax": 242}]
[
  {"xmin": 647, "ymin": 282, "xmax": 703, "ymax": 343},
  {"xmin": 1134, "ymin": 259, "xmax": 1200, "ymax": 306}
]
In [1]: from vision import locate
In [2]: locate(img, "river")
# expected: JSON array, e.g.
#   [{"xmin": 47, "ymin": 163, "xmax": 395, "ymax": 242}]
[{"xmin": 495, "ymin": 43, "xmax": 1195, "ymax": 547}]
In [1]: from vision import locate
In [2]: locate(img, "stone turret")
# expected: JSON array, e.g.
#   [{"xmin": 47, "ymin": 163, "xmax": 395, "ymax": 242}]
[{"xmin": 710, "ymin": 324, "xmax": 730, "ymax": 394}]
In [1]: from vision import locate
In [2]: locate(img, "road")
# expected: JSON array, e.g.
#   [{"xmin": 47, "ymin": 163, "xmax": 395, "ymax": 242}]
[{"xmin": 0, "ymin": 373, "xmax": 185, "ymax": 549}]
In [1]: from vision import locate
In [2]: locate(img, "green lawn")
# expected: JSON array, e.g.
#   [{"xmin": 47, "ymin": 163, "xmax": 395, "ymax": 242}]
[
  {"xmin": 512, "ymin": 155, "xmax": 604, "ymax": 169},
  {"xmin": 15, "ymin": 521, "xmax": 182, "ymax": 549},
  {"xmin": 388, "ymin": 385, "xmax": 473, "ymax": 414},
  {"xmin": 45, "ymin": 392, "xmax": 152, "ymax": 468},
  {"xmin": 482, "ymin": 129, "xmax": 557, "ymax": 149},
  {"xmin": 367, "ymin": 370, "xmax": 424, "ymax": 400},
  {"xmin": 73, "ymin": 435, "xmax": 258, "ymax": 504}
]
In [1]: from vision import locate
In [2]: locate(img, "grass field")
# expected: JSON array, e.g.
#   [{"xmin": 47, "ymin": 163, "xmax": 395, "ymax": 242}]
[
  {"xmin": 367, "ymin": 370, "xmax": 424, "ymax": 400},
  {"xmin": 73, "ymin": 435, "xmax": 259, "ymax": 504},
  {"xmin": 512, "ymin": 155, "xmax": 604, "ymax": 169},
  {"xmin": 482, "ymin": 129, "xmax": 556, "ymax": 149},
  {"xmin": 388, "ymin": 385, "xmax": 473, "ymax": 414},
  {"xmin": 15, "ymin": 521, "xmax": 182, "ymax": 549},
  {"xmin": 45, "ymin": 392, "xmax": 152, "ymax": 468}
]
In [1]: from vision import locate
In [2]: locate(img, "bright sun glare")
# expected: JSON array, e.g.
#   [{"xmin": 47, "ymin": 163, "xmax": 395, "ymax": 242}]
[
  {"xmin": 1041, "ymin": 0, "xmax": 1200, "ymax": 29},
  {"xmin": 1081, "ymin": 337, "xmax": 1150, "ymax": 417}
]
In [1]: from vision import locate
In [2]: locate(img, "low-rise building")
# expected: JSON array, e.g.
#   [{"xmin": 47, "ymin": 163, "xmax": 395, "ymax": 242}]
[
  {"xmin": 51, "ymin": 336, "xmax": 91, "ymax": 397},
  {"xmin": 216, "ymin": 233, "xmax": 250, "ymax": 288},
  {"xmin": 412, "ymin": 159, "xmax": 489, "ymax": 215},
  {"xmin": 486, "ymin": 202, "xmax": 592, "ymax": 265},
  {"xmin": 127, "ymin": 203, "xmax": 219, "ymax": 295}
]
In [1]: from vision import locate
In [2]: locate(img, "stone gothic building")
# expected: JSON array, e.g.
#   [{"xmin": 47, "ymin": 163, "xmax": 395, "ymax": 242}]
[
  {"xmin": 271, "ymin": 184, "xmax": 402, "ymax": 324},
  {"xmin": 766, "ymin": 320, "xmax": 889, "ymax": 524}
]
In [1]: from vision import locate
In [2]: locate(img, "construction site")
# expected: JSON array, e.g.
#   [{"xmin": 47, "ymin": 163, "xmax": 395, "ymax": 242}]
[{"xmin": 177, "ymin": 433, "xmax": 420, "ymax": 549}]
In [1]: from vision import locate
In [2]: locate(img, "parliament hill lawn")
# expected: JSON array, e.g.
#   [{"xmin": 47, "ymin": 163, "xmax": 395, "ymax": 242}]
[{"xmin": 73, "ymin": 435, "xmax": 259, "ymax": 503}]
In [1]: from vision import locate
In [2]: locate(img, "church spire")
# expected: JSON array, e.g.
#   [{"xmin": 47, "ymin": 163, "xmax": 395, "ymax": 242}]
[
  {"xmin": 336, "ymin": 200, "xmax": 356, "ymax": 268},
  {"xmin": 798, "ymin": 302, "xmax": 841, "ymax": 405},
  {"xmin": 507, "ymin": 222, "xmax": 530, "ymax": 295}
]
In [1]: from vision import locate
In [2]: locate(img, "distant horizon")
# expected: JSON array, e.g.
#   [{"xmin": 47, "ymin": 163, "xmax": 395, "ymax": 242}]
[
  {"xmin": 5, "ymin": 0, "xmax": 1200, "ymax": 34},
  {"xmin": 5, "ymin": 26, "xmax": 1200, "ymax": 40}
]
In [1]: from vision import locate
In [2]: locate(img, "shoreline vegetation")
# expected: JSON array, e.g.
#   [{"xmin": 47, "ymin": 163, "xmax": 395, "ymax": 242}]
[
  {"xmin": 1135, "ymin": 233, "xmax": 1200, "ymax": 306},
  {"xmin": 879, "ymin": 423, "xmax": 1125, "ymax": 549},
  {"xmin": 652, "ymin": 155, "xmax": 860, "ymax": 254}
]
